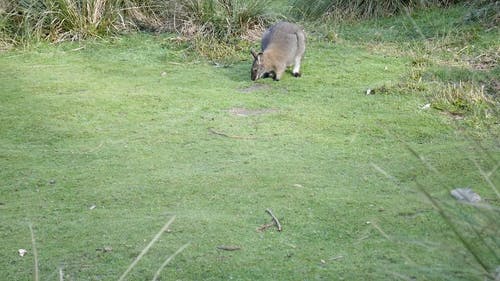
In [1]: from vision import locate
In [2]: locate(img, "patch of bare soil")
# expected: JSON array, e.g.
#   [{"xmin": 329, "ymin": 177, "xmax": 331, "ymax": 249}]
[
  {"xmin": 441, "ymin": 111, "xmax": 465, "ymax": 120},
  {"xmin": 468, "ymin": 50, "xmax": 498, "ymax": 71},
  {"xmin": 238, "ymin": 83, "xmax": 270, "ymax": 93},
  {"xmin": 228, "ymin": 107, "xmax": 279, "ymax": 117}
]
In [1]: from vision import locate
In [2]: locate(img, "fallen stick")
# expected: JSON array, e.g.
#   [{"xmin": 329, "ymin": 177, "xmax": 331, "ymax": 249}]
[
  {"xmin": 256, "ymin": 222, "xmax": 275, "ymax": 232},
  {"xmin": 265, "ymin": 209, "xmax": 282, "ymax": 232},
  {"xmin": 371, "ymin": 221, "xmax": 391, "ymax": 241},
  {"xmin": 330, "ymin": 255, "xmax": 344, "ymax": 261},
  {"xmin": 208, "ymin": 128, "xmax": 256, "ymax": 140},
  {"xmin": 216, "ymin": 245, "xmax": 242, "ymax": 251}
]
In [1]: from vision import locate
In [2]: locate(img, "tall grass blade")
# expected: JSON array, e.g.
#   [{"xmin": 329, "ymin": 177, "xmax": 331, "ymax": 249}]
[
  {"xmin": 472, "ymin": 158, "xmax": 500, "ymax": 198},
  {"xmin": 151, "ymin": 242, "xmax": 191, "ymax": 281},
  {"xmin": 28, "ymin": 223, "xmax": 39, "ymax": 281},
  {"xmin": 414, "ymin": 180, "xmax": 491, "ymax": 275},
  {"xmin": 117, "ymin": 216, "xmax": 176, "ymax": 281},
  {"xmin": 372, "ymin": 158, "xmax": 498, "ymax": 277}
]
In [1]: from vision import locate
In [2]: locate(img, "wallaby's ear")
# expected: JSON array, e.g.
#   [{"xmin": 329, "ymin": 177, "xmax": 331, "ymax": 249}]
[{"xmin": 250, "ymin": 49, "xmax": 258, "ymax": 59}]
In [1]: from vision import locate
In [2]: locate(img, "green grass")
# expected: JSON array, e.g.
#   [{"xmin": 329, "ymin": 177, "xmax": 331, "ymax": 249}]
[{"xmin": 1, "ymin": 5, "xmax": 499, "ymax": 281}]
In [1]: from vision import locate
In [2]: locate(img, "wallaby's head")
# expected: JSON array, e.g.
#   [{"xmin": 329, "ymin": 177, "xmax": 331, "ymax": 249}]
[{"xmin": 250, "ymin": 50, "xmax": 267, "ymax": 81}]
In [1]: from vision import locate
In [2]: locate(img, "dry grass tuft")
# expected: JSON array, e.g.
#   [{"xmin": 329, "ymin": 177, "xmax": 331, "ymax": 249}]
[{"xmin": 432, "ymin": 81, "xmax": 496, "ymax": 113}]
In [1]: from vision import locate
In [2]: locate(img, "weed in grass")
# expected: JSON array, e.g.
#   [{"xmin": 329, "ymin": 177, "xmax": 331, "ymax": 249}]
[
  {"xmin": 187, "ymin": 34, "xmax": 251, "ymax": 66},
  {"xmin": 431, "ymin": 81, "xmax": 498, "ymax": 123},
  {"xmin": 347, "ymin": 4, "xmax": 499, "ymax": 129}
]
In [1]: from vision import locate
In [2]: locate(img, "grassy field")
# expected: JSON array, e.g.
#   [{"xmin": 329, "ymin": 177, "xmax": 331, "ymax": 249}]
[{"xmin": 1, "ymin": 4, "xmax": 499, "ymax": 281}]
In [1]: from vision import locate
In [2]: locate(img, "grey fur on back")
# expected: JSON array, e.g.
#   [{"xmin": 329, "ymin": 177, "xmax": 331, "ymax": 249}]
[{"xmin": 261, "ymin": 21, "xmax": 303, "ymax": 51}]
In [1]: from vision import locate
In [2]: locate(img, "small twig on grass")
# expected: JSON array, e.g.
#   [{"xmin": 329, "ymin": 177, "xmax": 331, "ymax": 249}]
[
  {"xmin": 83, "ymin": 141, "xmax": 104, "ymax": 154},
  {"xmin": 208, "ymin": 128, "xmax": 256, "ymax": 140},
  {"xmin": 330, "ymin": 255, "xmax": 344, "ymax": 261},
  {"xmin": 70, "ymin": 46, "xmax": 85, "ymax": 52},
  {"xmin": 356, "ymin": 235, "xmax": 370, "ymax": 243},
  {"xmin": 118, "ymin": 216, "xmax": 176, "ymax": 281},
  {"xmin": 256, "ymin": 222, "xmax": 275, "ymax": 232},
  {"xmin": 371, "ymin": 221, "xmax": 391, "ymax": 241},
  {"xmin": 389, "ymin": 271, "xmax": 417, "ymax": 281},
  {"xmin": 152, "ymin": 242, "xmax": 191, "ymax": 281},
  {"xmin": 216, "ymin": 245, "xmax": 242, "ymax": 251},
  {"xmin": 29, "ymin": 223, "xmax": 39, "ymax": 281},
  {"xmin": 265, "ymin": 209, "xmax": 282, "ymax": 232}
]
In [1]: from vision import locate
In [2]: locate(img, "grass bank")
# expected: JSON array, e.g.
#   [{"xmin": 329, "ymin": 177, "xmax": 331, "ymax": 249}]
[{"xmin": 1, "ymin": 4, "xmax": 499, "ymax": 281}]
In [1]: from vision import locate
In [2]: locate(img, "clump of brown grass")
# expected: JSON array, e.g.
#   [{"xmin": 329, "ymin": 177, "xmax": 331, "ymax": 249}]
[{"xmin": 431, "ymin": 81, "xmax": 498, "ymax": 124}]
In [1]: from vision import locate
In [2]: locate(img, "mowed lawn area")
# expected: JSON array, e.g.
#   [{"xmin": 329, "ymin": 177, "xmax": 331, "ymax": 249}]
[{"xmin": 1, "ymin": 6, "xmax": 498, "ymax": 281}]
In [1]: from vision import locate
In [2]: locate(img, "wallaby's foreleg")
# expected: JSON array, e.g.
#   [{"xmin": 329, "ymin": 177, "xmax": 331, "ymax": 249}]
[{"xmin": 274, "ymin": 65, "xmax": 286, "ymax": 81}]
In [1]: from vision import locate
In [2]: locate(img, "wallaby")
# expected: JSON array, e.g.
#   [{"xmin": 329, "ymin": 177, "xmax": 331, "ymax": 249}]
[{"xmin": 251, "ymin": 22, "xmax": 306, "ymax": 81}]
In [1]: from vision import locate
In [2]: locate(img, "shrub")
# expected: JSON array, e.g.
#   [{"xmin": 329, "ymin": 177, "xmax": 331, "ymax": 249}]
[
  {"xmin": 0, "ymin": 0, "xmax": 123, "ymax": 43},
  {"xmin": 290, "ymin": 0, "xmax": 465, "ymax": 21},
  {"xmin": 175, "ymin": 0, "xmax": 274, "ymax": 40},
  {"xmin": 464, "ymin": 0, "xmax": 499, "ymax": 28},
  {"xmin": 0, "ymin": 0, "xmax": 274, "ymax": 46}
]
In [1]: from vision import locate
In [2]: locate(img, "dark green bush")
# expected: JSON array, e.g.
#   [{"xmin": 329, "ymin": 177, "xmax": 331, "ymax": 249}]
[
  {"xmin": 464, "ymin": 0, "xmax": 499, "ymax": 27},
  {"xmin": 290, "ymin": 0, "xmax": 465, "ymax": 20}
]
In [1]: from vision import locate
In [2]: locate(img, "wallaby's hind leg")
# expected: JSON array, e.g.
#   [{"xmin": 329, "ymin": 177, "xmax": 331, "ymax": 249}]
[
  {"xmin": 293, "ymin": 31, "xmax": 306, "ymax": 78},
  {"xmin": 292, "ymin": 56, "xmax": 301, "ymax": 77}
]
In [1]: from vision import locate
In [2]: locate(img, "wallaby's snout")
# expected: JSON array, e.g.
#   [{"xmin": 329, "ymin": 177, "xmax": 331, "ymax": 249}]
[{"xmin": 250, "ymin": 21, "xmax": 306, "ymax": 81}]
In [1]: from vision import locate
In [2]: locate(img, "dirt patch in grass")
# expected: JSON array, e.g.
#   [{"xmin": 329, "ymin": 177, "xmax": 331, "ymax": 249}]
[
  {"xmin": 228, "ymin": 107, "xmax": 279, "ymax": 117},
  {"xmin": 468, "ymin": 52, "xmax": 498, "ymax": 71},
  {"xmin": 238, "ymin": 83, "xmax": 270, "ymax": 93},
  {"xmin": 441, "ymin": 111, "xmax": 465, "ymax": 120}
]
